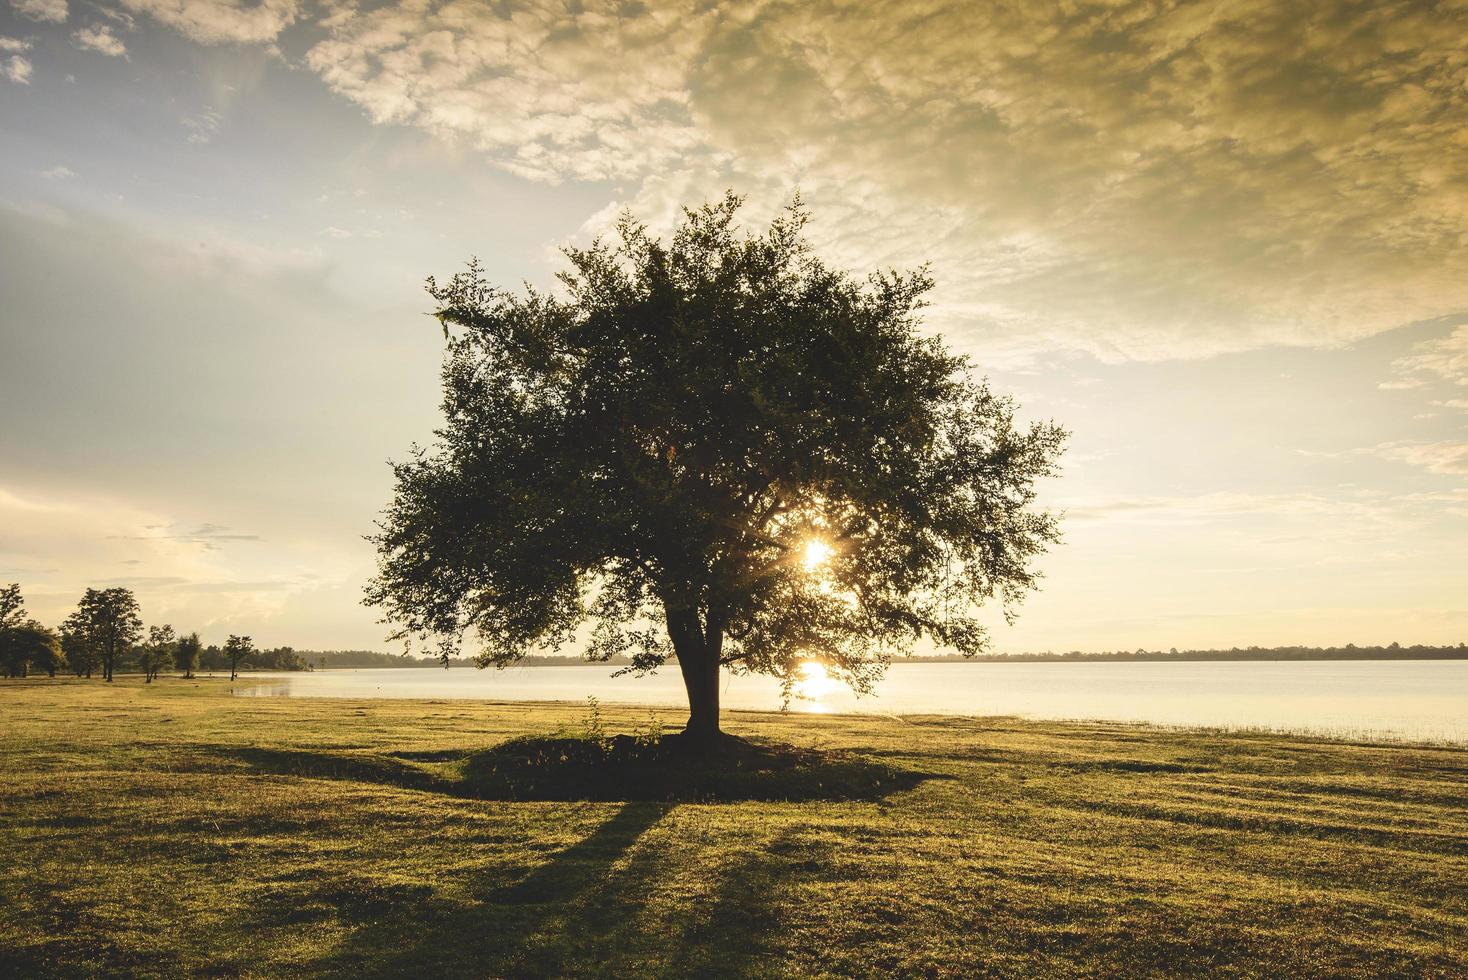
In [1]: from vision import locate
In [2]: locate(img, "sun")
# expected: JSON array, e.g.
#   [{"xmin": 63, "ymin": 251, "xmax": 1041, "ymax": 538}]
[
  {"xmin": 802, "ymin": 538, "xmax": 833, "ymax": 571},
  {"xmin": 791, "ymin": 660, "xmax": 841, "ymax": 701}
]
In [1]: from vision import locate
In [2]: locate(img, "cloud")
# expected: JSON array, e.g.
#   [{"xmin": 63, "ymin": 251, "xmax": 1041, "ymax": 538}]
[
  {"xmin": 110, "ymin": 1, "xmax": 1468, "ymax": 360},
  {"xmin": 0, "ymin": 482, "xmax": 321, "ymax": 633},
  {"xmin": 1, "ymin": 38, "xmax": 33, "ymax": 85},
  {"xmin": 118, "ymin": 0, "xmax": 300, "ymax": 45},
  {"xmin": 235, "ymin": 0, "xmax": 1468, "ymax": 363},
  {"xmin": 1368, "ymin": 441, "xmax": 1468, "ymax": 476},
  {"xmin": 39, "ymin": 164, "xmax": 75, "ymax": 179},
  {"xmin": 102, "ymin": 575, "xmax": 296, "ymax": 594},
  {"xmin": 1389, "ymin": 325, "xmax": 1468, "ymax": 389},
  {"xmin": 73, "ymin": 23, "xmax": 126, "ymax": 56},
  {"xmin": 182, "ymin": 108, "xmax": 221, "ymax": 143},
  {"xmin": 111, "ymin": 522, "xmax": 263, "ymax": 551},
  {"xmin": 322, "ymin": 225, "xmax": 351, "ymax": 239},
  {"xmin": 95, "ymin": 4, "xmax": 136, "ymax": 29},
  {"xmin": 1297, "ymin": 440, "xmax": 1468, "ymax": 476},
  {"xmin": 2, "ymin": 54, "xmax": 31, "ymax": 84},
  {"xmin": 1062, "ymin": 491, "xmax": 1420, "ymax": 530},
  {"xmin": 9, "ymin": 0, "xmax": 67, "ymax": 23},
  {"xmin": 302, "ymin": 1, "xmax": 715, "ymax": 185}
]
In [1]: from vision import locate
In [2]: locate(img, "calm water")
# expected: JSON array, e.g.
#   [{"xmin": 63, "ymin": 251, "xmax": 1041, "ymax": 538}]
[{"xmin": 232, "ymin": 660, "xmax": 1468, "ymax": 743}]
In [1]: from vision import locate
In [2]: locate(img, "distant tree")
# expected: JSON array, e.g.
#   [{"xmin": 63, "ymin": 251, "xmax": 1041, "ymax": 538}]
[
  {"xmin": 0, "ymin": 583, "xmax": 24, "ymax": 631},
  {"xmin": 29, "ymin": 623, "xmax": 68, "ymax": 677},
  {"xmin": 0, "ymin": 583, "xmax": 30, "ymax": 675},
  {"xmin": 139, "ymin": 625, "xmax": 176, "ymax": 683},
  {"xmin": 60, "ymin": 612, "xmax": 101, "ymax": 678},
  {"xmin": 3, "ymin": 621, "xmax": 64, "ymax": 678},
  {"xmin": 74, "ymin": 588, "xmax": 143, "ymax": 682},
  {"xmin": 175, "ymin": 632, "xmax": 202, "ymax": 678},
  {"xmin": 369, "ymin": 194, "xmax": 1065, "ymax": 741},
  {"xmin": 224, "ymin": 634, "xmax": 255, "ymax": 680}
]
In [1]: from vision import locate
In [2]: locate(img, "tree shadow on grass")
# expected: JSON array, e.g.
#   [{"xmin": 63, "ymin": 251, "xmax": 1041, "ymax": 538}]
[
  {"xmin": 242, "ymin": 800, "xmax": 673, "ymax": 978},
  {"xmin": 224, "ymin": 737, "xmax": 936, "ymax": 974},
  {"xmin": 289, "ymin": 804, "xmax": 833, "ymax": 978},
  {"xmin": 225, "ymin": 732, "xmax": 936, "ymax": 803},
  {"xmin": 218, "ymin": 733, "xmax": 938, "ymax": 976}
]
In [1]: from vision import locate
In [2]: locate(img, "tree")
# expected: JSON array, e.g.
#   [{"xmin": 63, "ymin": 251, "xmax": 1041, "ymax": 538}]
[
  {"xmin": 0, "ymin": 583, "xmax": 24, "ymax": 632},
  {"xmin": 0, "ymin": 587, "xmax": 64, "ymax": 678},
  {"xmin": 0, "ymin": 583, "xmax": 30, "ymax": 676},
  {"xmin": 175, "ymin": 632, "xmax": 202, "ymax": 678},
  {"xmin": 29, "ymin": 623, "xmax": 68, "ymax": 677},
  {"xmin": 224, "ymin": 634, "xmax": 255, "ymax": 680},
  {"xmin": 74, "ymin": 588, "xmax": 143, "ymax": 682},
  {"xmin": 139, "ymin": 625, "xmax": 176, "ymax": 683},
  {"xmin": 3, "ymin": 622, "xmax": 64, "ymax": 678},
  {"xmin": 60, "ymin": 612, "xmax": 100, "ymax": 678},
  {"xmin": 369, "ymin": 194, "xmax": 1065, "ymax": 741}
]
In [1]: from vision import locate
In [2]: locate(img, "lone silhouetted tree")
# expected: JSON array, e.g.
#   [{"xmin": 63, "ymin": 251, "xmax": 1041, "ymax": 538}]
[
  {"xmin": 74, "ymin": 588, "xmax": 143, "ymax": 682},
  {"xmin": 369, "ymin": 194, "xmax": 1064, "ymax": 741},
  {"xmin": 224, "ymin": 634, "xmax": 254, "ymax": 680},
  {"xmin": 175, "ymin": 632, "xmax": 202, "ymax": 678}
]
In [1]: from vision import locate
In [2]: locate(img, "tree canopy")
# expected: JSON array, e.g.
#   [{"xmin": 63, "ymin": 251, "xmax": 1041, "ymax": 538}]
[
  {"xmin": 0, "ymin": 586, "xmax": 65, "ymax": 678},
  {"xmin": 2, "ymin": 623, "xmax": 63, "ymax": 679},
  {"xmin": 139, "ymin": 625, "xmax": 176, "ymax": 683},
  {"xmin": 369, "ymin": 194, "xmax": 1065, "ymax": 738},
  {"xmin": 223, "ymin": 635, "xmax": 255, "ymax": 681},
  {"xmin": 175, "ymin": 632, "xmax": 203, "ymax": 678},
  {"xmin": 60, "ymin": 613, "xmax": 101, "ymax": 679},
  {"xmin": 0, "ymin": 585, "xmax": 23, "ymax": 667},
  {"xmin": 72, "ymin": 588, "xmax": 143, "ymax": 683},
  {"xmin": 0, "ymin": 584, "xmax": 24, "ymax": 632}
]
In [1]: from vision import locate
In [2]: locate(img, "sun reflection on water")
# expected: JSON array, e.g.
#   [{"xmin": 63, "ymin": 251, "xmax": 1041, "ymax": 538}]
[{"xmin": 791, "ymin": 661, "xmax": 842, "ymax": 710}]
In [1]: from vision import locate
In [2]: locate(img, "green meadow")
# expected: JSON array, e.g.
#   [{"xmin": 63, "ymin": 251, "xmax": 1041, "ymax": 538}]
[{"xmin": 1, "ymin": 678, "xmax": 1464, "ymax": 978}]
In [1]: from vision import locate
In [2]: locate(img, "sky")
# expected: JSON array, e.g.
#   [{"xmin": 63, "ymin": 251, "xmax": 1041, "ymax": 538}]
[{"xmin": 1, "ymin": 0, "xmax": 1466, "ymax": 654}]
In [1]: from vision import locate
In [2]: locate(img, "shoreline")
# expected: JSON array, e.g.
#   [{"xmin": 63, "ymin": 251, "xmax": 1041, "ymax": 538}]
[{"xmin": 9, "ymin": 674, "xmax": 1467, "ymax": 749}]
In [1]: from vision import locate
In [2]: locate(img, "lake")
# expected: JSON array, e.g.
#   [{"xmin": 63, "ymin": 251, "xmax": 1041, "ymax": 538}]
[{"xmin": 231, "ymin": 660, "xmax": 1468, "ymax": 743}]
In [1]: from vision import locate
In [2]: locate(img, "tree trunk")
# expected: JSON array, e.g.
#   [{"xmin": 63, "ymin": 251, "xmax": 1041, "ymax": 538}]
[
  {"xmin": 677, "ymin": 648, "xmax": 720, "ymax": 740},
  {"xmin": 668, "ymin": 606, "xmax": 722, "ymax": 741}
]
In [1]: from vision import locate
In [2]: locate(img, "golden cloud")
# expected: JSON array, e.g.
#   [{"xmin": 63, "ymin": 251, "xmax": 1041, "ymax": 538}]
[{"xmin": 129, "ymin": 0, "xmax": 1468, "ymax": 361}]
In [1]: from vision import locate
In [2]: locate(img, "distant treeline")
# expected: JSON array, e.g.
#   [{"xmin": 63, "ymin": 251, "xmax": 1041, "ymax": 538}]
[
  {"xmin": 0, "ymin": 582, "xmax": 310, "ymax": 680},
  {"xmin": 937, "ymin": 643, "xmax": 1468, "ymax": 663},
  {"xmin": 301, "ymin": 650, "xmax": 638, "ymax": 669},
  {"xmin": 304, "ymin": 644, "xmax": 1468, "ymax": 668},
  {"xmin": 303, "ymin": 650, "xmax": 471, "ymax": 669}
]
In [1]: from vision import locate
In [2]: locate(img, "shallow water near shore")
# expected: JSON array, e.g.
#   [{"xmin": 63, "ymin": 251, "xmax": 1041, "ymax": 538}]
[{"xmin": 232, "ymin": 660, "xmax": 1468, "ymax": 744}]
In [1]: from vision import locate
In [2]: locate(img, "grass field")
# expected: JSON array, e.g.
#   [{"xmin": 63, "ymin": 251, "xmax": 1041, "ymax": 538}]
[{"xmin": 1, "ymin": 678, "xmax": 1465, "ymax": 978}]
